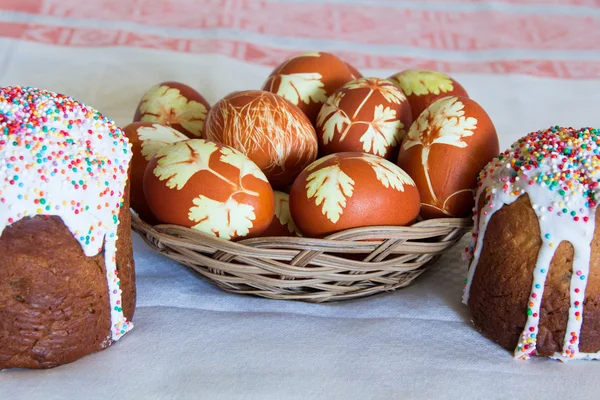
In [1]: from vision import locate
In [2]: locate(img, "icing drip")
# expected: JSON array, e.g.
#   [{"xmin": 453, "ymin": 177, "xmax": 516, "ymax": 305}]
[
  {"xmin": 513, "ymin": 242, "xmax": 557, "ymax": 359},
  {"xmin": 0, "ymin": 86, "xmax": 133, "ymax": 341},
  {"xmin": 463, "ymin": 126, "xmax": 600, "ymax": 361}
]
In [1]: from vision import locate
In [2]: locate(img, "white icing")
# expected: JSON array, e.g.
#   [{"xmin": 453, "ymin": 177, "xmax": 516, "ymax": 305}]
[
  {"xmin": 0, "ymin": 87, "xmax": 133, "ymax": 341},
  {"xmin": 463, "ymin": 127, "xmax": 599, "ymax": 361},
  {"xmin": 551, "ymin": 350, "xmax": 600, "ymax": 361},
  {"xmin": 513, "ymin": 240, "xmax": 557, "ymax": 359}
]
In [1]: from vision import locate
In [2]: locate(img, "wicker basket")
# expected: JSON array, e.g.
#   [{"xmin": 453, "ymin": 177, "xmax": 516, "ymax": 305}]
[{"xmin": 131, "ymin": 211, "xmax": 472, "ymax": 303}]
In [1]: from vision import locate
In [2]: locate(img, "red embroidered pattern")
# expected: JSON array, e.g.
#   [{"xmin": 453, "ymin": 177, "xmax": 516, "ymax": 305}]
[{"xmin": 1, "ymin": 0, "xmax": 599, "ymax": 78}]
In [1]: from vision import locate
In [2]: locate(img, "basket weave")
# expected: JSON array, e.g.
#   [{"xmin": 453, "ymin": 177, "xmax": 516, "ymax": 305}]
[{"xmin": 131, "ymin": 212, "xmax": 472, "ymax": 302}]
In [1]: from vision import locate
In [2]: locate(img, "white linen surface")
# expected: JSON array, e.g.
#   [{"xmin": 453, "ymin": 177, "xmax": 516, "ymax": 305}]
[{"xmin": 1, "ymin": 37, "xmax": 600, "ymax": 400}]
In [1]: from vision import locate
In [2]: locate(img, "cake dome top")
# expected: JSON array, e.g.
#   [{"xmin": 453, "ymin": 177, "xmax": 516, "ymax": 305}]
[
  {"xmin": 473, "ymin": 126, "xmax": 600, "ymax": 223},
  {"xmin": 0, "ymin": 86, "xmax": 132, "ymax": 254}
]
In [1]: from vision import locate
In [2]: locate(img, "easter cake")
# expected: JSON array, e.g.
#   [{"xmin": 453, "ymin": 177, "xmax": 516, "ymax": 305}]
[
  {"xmin": 0, "ymin": 86, "xmax": 135, "ymax": 369},
  {"xmin": 464, "ymin": 126, "xmax": 600, "ymax": 360}
]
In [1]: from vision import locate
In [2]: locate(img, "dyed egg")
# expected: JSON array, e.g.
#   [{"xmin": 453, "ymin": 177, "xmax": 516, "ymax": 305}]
[
  {"xmin": 289, "ymin": 152, "xmax": 420, "ymax": 237},
  {"xmin": 143, "ymin": 139, "xmax": 275, "ymax": 240},
  {"xmin": 387, "ymin": 70, "xmax": 468, "ymax": 120},
  {"xmin": 316, "ymin": 77, "xmax": 412, "ymax": 160},
  {"xmin": 262, "ymin": 52, "xmax": 355, "ymax": 125},
  {"xmin": 203, "ymin": 90, "xmax": 318, "ymax": 188},
  {"xmin": 260, "ymin": 191, "xmax": 302, "ymax": 237},
  {"xmin": 123, "ymin": 122, "xmax": 188, "ymax": 223},
  {"xmin": 133, "ymin": 81, "xmax": 210, "ymax": 138},
  {"xmin": 397, "ymin": 96, "xmax": 499, "ymax": 220}
]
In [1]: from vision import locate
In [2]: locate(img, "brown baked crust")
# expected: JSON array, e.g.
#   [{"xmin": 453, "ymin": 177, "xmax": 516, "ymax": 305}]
[
  {"xmin": 116, "ymin": 188, "xmax": 136, "ymax": 323},
  {"xmin": 468, "ymin": 194, "xmax": 600, "ymax": 356},
  {"xmin": 0, "ymin": 188, "xmax": 135, "ymax": 369}
]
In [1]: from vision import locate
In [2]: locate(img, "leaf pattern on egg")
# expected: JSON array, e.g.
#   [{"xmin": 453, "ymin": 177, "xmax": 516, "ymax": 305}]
[
  {"xmin": 317, "ymin": 92, "xmax": 350, "ymax": 145},
  {"xmin": 359, "ymin": 105, "xmax": 403, "ymax": 157},
  {"xmin": 402, "ymin": 96, "xmax": 477, "ymax": 212},
  {"xmin": 305, "ymin": 163, "xmax": 355, "ymax": 224},
  {"xmin": 139, "ymin": 85, "xmax": 208, "ymax": 136},
  {"xmin": 273, "ymin": 72, "xmax": 328, "ymax": 106},
  {"xmin": 138, "ymin": 123, "xmax": 188, "ymax": 161},
  {"xmin": 153, "ymin": 140, "xmax": 218, "ymax": 190},
  {"xmin": 153, "ymin": 140, "xmax": 260, "ymax": 196},
  {"xmin": 306, "ymin": 153, "xmax": 337, "ymax": 172},
  {"xmin": 188, "ymin": 195, "xmax": 256, "ymax": 240},
  {"xmin": 220, "ymin": 147, "xmax": 268, "ymax": 183},
  {"xmin": 390, "ymin": 70, "xmax": 454, "ymax": 97},
  {"xmin": 344, "ymin": 78, "xmax": 407, "ymax": 104},
  {"xmin": 362, "ymin": 154, "xmax": 415, "ymax": 192}
]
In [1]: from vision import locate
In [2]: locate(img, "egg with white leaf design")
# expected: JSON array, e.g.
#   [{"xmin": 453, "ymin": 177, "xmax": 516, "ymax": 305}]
[
  {"xmin": 143, "ymin": 139, "xmax": 275, "ymax": 240},
  {"xmin": 397, "ymin": 96, "xmax": 499, "ymax": 220},
  {"xmin": 316, "ymin": 77, "xmax": 412, "ymax": 161},
  {"xmin": 289, "ymin": 152, "xmax": 420, "ymax": 237},
  {"xmin": 123, "ymin": 121, "xmax": 189, "ymax": 223},
  {"xmin": 262, "ymin": 52, "xmax": 355, "ymax": 125},
  {"xmin": 133, "ymin": 81, "xmax": 211, "ymax": 138},
  {"xmin": 387, "ymin": 69, "xmax": 469, "ymax": 120}
]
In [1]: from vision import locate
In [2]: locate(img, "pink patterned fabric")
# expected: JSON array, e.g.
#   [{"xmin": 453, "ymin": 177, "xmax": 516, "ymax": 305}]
[{"xmin": 1, "ymin": 1, "xmax": 599, "ymax": 76}]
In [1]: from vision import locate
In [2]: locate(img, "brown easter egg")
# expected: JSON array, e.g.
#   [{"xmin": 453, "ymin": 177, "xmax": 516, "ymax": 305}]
[
  {"xmin": 262, "ymin": 52, "xmax": 355, "ymax": 125},
  {"xmin": 133, "ymin": 81, "xmax": 210, "ymax": 138},
  {"xmin": 397, "ymin": 96, "xmax": 499, "ymax": 219},
  {"xmin": 143, "ymin": 139, "xmax": 275, "ymax": 240},
  {"xmin": 203, "ymin": 90, "xmax": 318, "ymax": 188},
  {"xmin": 289, "ymin": 152, "xmax": 420, "ymax": 237},
  {"xmin": 387, "ymin": 70, "xmax": 468, "ymax": 120},
  {"xmin": 316, "ymin": 77, "xmax": 412, "ymax": 160},
  {"xmin": 260, "ymin": 191, "xmax": 302, "ymax": 237},
  {"xmin": 123, "ymin": 122, "xmax": 188, "ymax": 223}
]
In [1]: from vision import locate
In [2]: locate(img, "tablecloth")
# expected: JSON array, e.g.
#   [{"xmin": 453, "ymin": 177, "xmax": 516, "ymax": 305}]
[{"xmin": 1, "ymin": 1, "xmax": 600, "ymax": 399}]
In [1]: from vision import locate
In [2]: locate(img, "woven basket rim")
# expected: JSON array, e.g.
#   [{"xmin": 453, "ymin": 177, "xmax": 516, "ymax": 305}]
[
  {"xmin": 130, "ymin": 211, "xmax": 473, "ymax": 302},
  {"xmin": 131, "ymin": 210, "xmax": 473, "ymax": 244}
]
